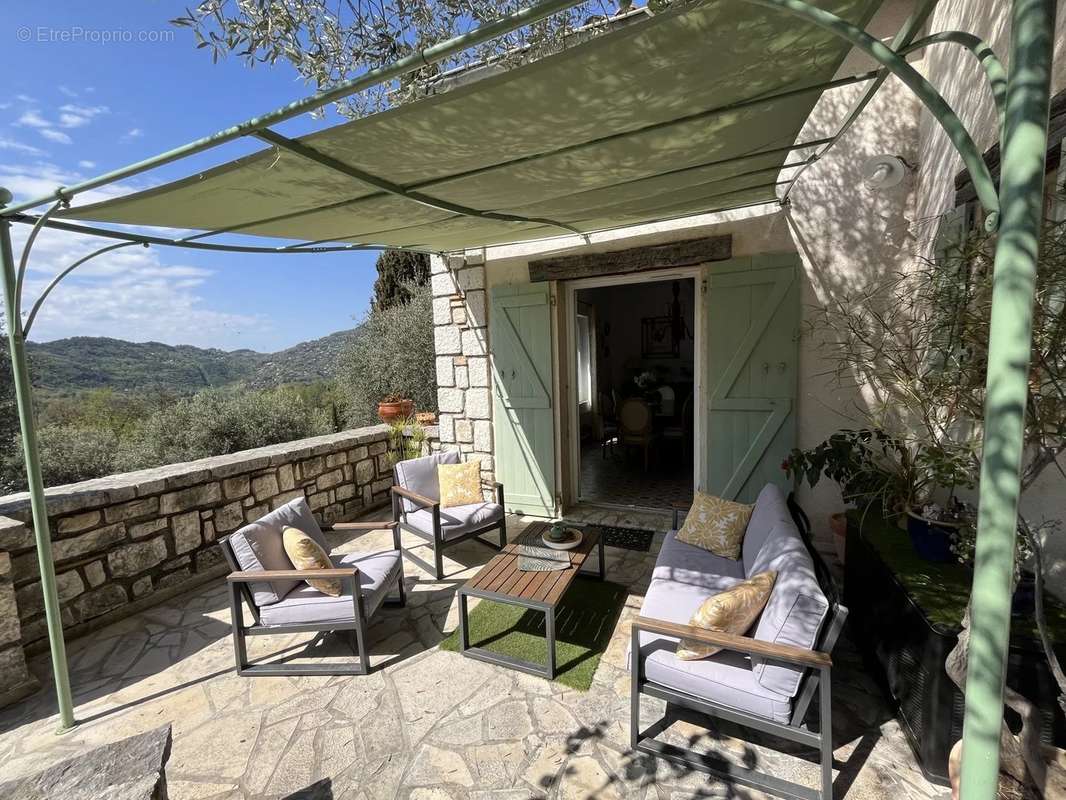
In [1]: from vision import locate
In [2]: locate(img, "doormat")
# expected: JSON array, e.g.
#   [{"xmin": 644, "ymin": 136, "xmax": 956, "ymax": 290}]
[
  {"xmin": 441, "ymin": 580, "xmax": 627, "ymax": 691},
  {"xmin": 589, "ymin": 525, "xmax": 656, "ymax": 553}
]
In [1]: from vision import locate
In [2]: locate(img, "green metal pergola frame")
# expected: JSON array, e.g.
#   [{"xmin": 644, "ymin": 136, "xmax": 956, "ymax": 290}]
[{"xmin": 0, "ymin": 0, "xmax": 1054, "ymax": 796}]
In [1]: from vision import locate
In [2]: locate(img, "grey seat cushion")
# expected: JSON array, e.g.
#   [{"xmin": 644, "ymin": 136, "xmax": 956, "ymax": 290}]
[
  {"xmin": 394, "ymin": 450, "xmax": 459, "ymax": 513},
  {"xmin": 742, "ymin": 484, "xmax": 793, "ymax": 576},
  {"xmin": 652, "ymin": 530, "xmax": 745, "ymax": 588},
  {"xmin": 631, "ymin": 578, "xmax": 793, "ymax": 724},
  {"xmin": 747, "ymin": 519, "xmax": 829, "ymax": 698},
  {"xmin": 406, "ymin": 502, "xmax": 504, "ymax": 541},
  {"xmin": 226, "ymin": 496, "xmax": 329, "ymax": 607},
  {"xmin": 258, "ymin": 549, "xmax": 403, "ymax": 627}
]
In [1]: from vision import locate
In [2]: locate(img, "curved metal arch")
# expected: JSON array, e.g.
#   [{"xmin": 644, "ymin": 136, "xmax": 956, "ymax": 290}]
[
  {"xmin": 899, "ymin": 31, "xmax": 1007, "ymax": 138},
  {"xmin": 742, "ymin": 0, "xmax": 1001, "ymax": 228},
  {"xmin": 14, "ymin": 199, "xmax": 63, "ymax": 322},
  {"xmin": 23, "ymin": 241, "xmax": 143, "ymax": 337},
  {"xmin": 782, "ymin": 28, "xmax": 1008, "ymax": 209}
]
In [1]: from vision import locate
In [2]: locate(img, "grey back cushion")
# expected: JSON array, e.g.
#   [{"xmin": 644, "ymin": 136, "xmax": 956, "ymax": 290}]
[
  {"xmin": 394, "ymin": 450, "xmax": 460, "ymax": 513},
  {"xmin": 742, "ymin": 484, "xmax": 793, "ymax": 577},
  {"xmin": 748, "ymin": 518, "xmax": 829, "ymax": 697},
  {"xmin": 227, "ymin": 496, "xmax": 327, "ymax": 607}
]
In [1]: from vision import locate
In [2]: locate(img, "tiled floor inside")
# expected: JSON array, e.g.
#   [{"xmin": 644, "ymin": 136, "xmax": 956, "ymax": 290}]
[
  {"xmin": 578, "ymin": 442, "xmax": 694, "ymax": 510},
  {"xmin": 0, "ymin": 509, "xmax": 949, "ymax": 800}
]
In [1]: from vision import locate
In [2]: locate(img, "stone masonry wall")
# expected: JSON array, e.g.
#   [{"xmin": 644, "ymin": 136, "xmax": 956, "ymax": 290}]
[
  {"xmin": 0, "ymin": 424, "xmax": 436, "ymax": 692},
  {"xmin": 431, "ymin": 253, "xmax": 495, "ymax": 485}
]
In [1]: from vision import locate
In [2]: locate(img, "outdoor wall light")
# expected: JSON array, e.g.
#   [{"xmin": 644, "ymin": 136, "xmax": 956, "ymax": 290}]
[{"xmin": 861, "ymin": 154, "xmax": 914, "ymax": 190}]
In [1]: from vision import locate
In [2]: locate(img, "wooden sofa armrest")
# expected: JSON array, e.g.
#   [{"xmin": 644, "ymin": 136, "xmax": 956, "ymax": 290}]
[
  {"xmin": 228, "ymin": 567, "xmax": 359, "ymax": 583},
  {"xmin": 323, "ymin": 521, "xmax": 398, "ymax": 531},
  {"xmin": 632, "ymin": 616, "xmax": 831, "ymax": 669},
  {"xmin": 391, "ymin": 485, "xmax": 439, "ymax": 509}
]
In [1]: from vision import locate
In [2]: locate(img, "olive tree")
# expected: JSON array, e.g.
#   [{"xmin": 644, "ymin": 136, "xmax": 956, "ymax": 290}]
[
  {"xmin": 810, "ymin": 211, "xmax": 1066, "ymax": 792},
  {"xmin": 172, "ymin": 1, "xmax": 645, "ymax": 118},
  {"xmin": 338, "ymin": 281, "xmax": 436, "ymax": 426}
]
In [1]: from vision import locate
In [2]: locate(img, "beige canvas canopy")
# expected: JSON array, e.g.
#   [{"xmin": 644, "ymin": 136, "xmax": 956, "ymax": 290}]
[{"xmin": 60, "ymin": 0, "xmax": 879, "ymax": 251}]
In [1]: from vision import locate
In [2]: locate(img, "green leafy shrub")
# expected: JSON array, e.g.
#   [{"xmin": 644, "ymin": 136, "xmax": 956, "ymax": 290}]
[
  {"xmin": 2, "ymin": 425, "xmax": 120, "ymax": 489},
  {"xmin": 338, "ymin": 282, "xmax": 436, "ymax": 427},
  {"xmin": 121, "ymin": 386, "xmax": 332, "ymax": 469}
]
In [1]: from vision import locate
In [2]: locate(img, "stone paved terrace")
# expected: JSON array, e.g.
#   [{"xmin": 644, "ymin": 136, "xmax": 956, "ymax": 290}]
[{"xmin": 0, "ymin": 509, "xmax": 948, "ymax": 800}]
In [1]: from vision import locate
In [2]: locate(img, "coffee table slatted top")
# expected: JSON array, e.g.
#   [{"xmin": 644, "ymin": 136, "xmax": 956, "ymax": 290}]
[{"xmin": 464, "ymin": 521, "xmax": 601, "ymax": 607}]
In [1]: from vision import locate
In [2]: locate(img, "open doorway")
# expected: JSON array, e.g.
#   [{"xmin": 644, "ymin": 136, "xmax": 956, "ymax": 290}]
[{"xmin": 568, "ymin": 273, "xmax": 699, "ymax": 510}]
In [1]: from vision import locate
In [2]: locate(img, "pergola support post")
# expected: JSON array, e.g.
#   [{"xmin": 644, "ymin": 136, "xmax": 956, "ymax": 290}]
[
  {"xmin": 0, "ymin": 212, "xmax": 76, "ymax": 731},
  {"xmin": 959, "ymin": 0, "xmax": 1055, "ymax": 796}
]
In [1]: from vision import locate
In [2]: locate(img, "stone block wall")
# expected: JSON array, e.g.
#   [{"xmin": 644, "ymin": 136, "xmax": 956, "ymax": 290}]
[
  {"xmin": 0, "ymin": 424, "xmax": 436, "ymax": 690},
  {"xmin": 431, "ymin": 253, "xmax": 495, "ymax": 484}
]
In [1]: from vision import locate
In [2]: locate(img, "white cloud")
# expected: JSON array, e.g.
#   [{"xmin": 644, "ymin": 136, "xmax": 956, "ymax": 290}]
[
  {"xmin": 39, "ymin": 128, "xmax": 72, "ymax": 145},
  {"xmin": 14, "ymin": 94, "xmax": 37, "ymax": 104},
  {"xmin": 122, "ymin": 127, "xmax": 143, "ymax": 141},
  {"xmin": 0, "ymin": 138, "xmax": 45, "ymax": 156},
  {"xmin": 58, "ymin": 86, "xmax": 78, "ymax": 98},
  {"xmin": 8, "ymin": 212, "xmax": 265, "ymax": 350},
  {"xmin": 58, "ymin": 104, "xmax": 108, "ymax": 128},
  {"xmin": 77, "ymin": 160, "xmax": 96, "ymax": 169},
  {"xmin": 16, "ymin": 110, "xmax": 49, "ymax": 128}
]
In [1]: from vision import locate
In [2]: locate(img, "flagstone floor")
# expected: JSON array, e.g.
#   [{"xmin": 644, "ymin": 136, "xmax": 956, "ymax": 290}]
[{"xmin": 0, "ymin": 508, "xmax": 949, "ymax": 800}]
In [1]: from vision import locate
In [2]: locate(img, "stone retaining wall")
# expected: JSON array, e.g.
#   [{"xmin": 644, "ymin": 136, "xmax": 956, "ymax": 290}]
[{"xmin": 0, "ymin": 424, "xmax": 437, "ymax": 704}]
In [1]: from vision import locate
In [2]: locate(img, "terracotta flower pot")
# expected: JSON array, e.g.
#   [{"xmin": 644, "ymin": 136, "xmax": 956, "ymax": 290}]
[{"xmin": 378, "ymin": 398, "xmax": 416, "ymax": 423}]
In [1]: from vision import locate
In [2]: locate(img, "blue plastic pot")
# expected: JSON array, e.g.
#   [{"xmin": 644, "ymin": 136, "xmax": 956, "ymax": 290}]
[{"xmin": 906, "ymin": 512, "xmax": 957, "ymax": 563}]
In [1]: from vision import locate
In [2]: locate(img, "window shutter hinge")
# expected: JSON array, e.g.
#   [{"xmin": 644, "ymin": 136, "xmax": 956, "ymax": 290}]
[
  {"xmin": 550, "ymin": 294, "xmax": 557, "ymax": 307},
  {"xmin": 701, "ymin": 279, "xmax": 708, "ymax": 296}
]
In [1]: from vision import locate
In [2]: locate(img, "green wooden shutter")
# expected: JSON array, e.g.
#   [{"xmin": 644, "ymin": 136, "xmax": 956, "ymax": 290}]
[
  {"xmin": 490, "ymin": 285, "xmax": 556, "ymax": 517},
  {"xmin": 704, "ymin": 256, "xmax": 800, "ymax": 503}
]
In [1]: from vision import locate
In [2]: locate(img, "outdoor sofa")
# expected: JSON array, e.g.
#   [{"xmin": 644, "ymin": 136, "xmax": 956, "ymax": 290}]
[
  {"xmin": 220, "ymin": 496, "xmax": 405, "ymax": 676},
  {"xmin": 630, "ymin": 484, "xmax": 847, "ymax": 800}
]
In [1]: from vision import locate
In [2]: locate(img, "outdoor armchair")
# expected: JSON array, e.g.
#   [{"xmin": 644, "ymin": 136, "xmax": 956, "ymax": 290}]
[
  {"xmin": 392, "ymin": 450, "xmax": 507, "ymax": 580},
  {"xmin": 220, "ymin": 496, "xmax": 405, "ymax": 676}
]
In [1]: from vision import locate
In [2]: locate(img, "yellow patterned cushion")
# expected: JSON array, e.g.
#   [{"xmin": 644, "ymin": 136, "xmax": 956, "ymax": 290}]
[
  {"xmin": 282, "ymin": 526, "xmax": 341, "ymax": 597},
  {"xmin": 675, "ymin": 491, "xmax": 753, "ymax": 559},
  {"xmin": 677, "ymin": 571, "xmax": 777, "ymax": 660},
  {"xmin": 438, "ymin": 460, "xmax": 482, "ymax": 508}
]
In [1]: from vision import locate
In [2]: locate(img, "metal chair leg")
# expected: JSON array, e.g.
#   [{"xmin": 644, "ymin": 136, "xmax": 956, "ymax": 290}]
[
  {"xmin": 820, "ymin": 666, "xmax": 833, "ymax": 800},
  {"xmin": 353, "ymin": 590, "xmax": 370, "ymax": 675},
  {"xmin": 498, "ymin": 518, "xmax": 507, "ymax": 549},
  {"xmin": 630, "ymin": 624, "xmax": 642, "ymax": 749},
  {"xmin": 228, "ymin": 583, "xmax": 249, "ymax": 674}
]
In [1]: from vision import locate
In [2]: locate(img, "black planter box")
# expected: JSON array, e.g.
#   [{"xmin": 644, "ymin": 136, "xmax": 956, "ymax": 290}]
[{"xmin": 844, "ymin": 515, "xmax": 1066, "ymax": 785}]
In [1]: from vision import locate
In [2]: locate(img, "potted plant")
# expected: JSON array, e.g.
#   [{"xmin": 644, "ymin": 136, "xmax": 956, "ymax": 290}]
[
  {"xmin": 784, "ymin": 429, "xmax": 976, "ymax": 563},
  {"xmin": 378, "ymin": 394, "xmax": 414, "ymax": 423},
  {"xmin": 386, "ymin": 417, "xmax": 427, "ymax": 465}
]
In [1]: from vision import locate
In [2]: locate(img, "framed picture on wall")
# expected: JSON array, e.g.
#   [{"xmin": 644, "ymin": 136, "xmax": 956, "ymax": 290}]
[{"xmin": 641, "ymin": 316, "xmax": 678, "ymax": 358}]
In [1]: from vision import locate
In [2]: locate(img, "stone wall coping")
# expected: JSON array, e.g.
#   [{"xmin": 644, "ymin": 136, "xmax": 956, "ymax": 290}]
[{"xmin": 0, "ymin": 424, "xmax": 438, "ymax": 521}]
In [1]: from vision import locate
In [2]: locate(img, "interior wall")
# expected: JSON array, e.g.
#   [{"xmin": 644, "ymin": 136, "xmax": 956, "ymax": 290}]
[{"xmin": 576, "ymin": 280, "xmax": 696, "ymax": 404}]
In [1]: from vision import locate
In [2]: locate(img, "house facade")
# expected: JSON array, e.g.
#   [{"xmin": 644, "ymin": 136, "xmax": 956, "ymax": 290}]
[{"xmin": 428, "ymin": 0, "xmax": 1066, "ymax": 593}]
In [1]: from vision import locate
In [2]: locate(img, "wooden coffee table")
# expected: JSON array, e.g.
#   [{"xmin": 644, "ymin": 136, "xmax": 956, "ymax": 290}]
[{"xmin": 457, "ymin": 520, "xmax": 606, "ymax": 679}]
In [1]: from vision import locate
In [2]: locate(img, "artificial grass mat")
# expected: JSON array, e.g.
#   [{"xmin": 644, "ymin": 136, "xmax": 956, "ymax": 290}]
[{"xmin": 440, "ymin": 579, "xmax": 628, "ymax": 691}]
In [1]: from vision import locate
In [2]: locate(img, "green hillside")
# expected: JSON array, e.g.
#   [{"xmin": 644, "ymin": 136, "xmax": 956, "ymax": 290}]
[{"xmin": 25, "ymin": 329, "xmax": 360, "ymax": 394}]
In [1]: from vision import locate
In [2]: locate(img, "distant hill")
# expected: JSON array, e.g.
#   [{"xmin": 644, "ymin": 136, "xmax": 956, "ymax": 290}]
[{"xmin": 26, "ymin": 329, "xmax": 360, "ymax": 393}]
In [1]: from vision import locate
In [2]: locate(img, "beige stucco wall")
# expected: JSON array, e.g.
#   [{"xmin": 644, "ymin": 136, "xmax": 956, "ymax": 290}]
[{"xmin": 451, "ymin": 0, "xmax": 1066, "ymax": 596}]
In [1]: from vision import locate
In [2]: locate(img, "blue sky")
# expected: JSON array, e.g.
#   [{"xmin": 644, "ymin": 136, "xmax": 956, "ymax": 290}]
[{"xmin": 1, "ymin": 2, "xmax": 382, "ymax": 352}]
